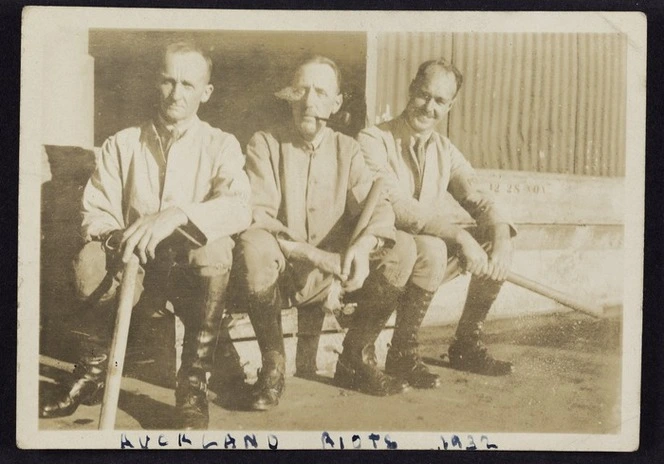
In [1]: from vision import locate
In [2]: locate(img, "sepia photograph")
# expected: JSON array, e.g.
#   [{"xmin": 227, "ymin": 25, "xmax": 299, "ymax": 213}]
[{"xmin": 17, "ymin": 8, "xmax": 645, "ymax": 450}]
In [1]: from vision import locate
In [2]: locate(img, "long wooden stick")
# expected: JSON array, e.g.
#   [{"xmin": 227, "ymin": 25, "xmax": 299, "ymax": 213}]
[
  {"xmin": 505, "ymin": 271, "xmax": 604, "ymax": 318},
  {"xmin": 98, "ymin": 255, "xmax": 140, "ymax": 430},
  {"xmin": 349, "ymin": 177, "xmax": 386, "ymax": 245},
  {"xmin": 443, "ymin": 254, "xmax": 604, "ymax": 318}
]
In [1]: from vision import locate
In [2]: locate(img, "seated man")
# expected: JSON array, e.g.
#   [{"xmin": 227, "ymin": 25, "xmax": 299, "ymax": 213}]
[
  {"xmin": 358, "ymin": 58, "xmax": 517, "ymax": 380},
  {"xmin": 39, "ymin": 42, "xmax": 252, "ymax": 429},
  {"xmin": 233, "ymin": 56, "xmax": 416, "ymax": 410}
]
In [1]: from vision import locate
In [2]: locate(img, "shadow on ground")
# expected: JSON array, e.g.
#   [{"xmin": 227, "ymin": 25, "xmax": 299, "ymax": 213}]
[{"xmin": 39, "ymin": 310, "xmax": 623, "ymax": 434}]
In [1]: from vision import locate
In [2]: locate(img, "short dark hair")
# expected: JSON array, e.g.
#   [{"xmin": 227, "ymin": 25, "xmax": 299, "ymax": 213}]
[
  {"xmin": 294, "ymin": 55, "xmax": 342, "ymax": 94},
  {"xmin": 161, "ymin": 41, "xmax": 213, "ymax": 82},
  {"xmin": 410, "ymin": 58, "xmax": 464, "ymax": 98}
]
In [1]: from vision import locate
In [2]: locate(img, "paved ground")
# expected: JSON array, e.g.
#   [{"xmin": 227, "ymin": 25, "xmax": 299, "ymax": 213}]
[{"xmin": 39, "ymin": 310, "xmax": 622, "ymax": 433}]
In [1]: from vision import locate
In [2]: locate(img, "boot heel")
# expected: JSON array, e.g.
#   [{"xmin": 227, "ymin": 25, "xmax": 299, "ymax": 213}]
[{"xmin": 81, "ymin": 381, "xmax": 105, "ymax": 406}]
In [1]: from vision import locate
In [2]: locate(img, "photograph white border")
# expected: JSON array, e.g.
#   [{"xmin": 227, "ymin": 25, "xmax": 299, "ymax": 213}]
[{"xmin": 18, "ymin": 7, "xmax": 646, "ymax": 450}]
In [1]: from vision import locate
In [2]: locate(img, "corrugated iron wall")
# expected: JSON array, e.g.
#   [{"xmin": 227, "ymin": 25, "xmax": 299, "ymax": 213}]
[{"xmin": 373, "ymin": 32, "xmax": 627, "ymax": 177}]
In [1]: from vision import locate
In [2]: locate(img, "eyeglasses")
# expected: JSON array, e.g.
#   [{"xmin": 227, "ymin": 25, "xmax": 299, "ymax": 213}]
[
  {"xmin": 275, "ymin": 85, "xmax": 334, "ymax": 102},
  {"xmin": 412, "ymin": 89, "xmax": 454, "ymax": 109}
]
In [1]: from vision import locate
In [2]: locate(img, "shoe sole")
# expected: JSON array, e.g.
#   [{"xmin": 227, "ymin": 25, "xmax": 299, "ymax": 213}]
[{"xmin": 334, "ymin": 377, "xmax": 412, "ymax": 396}]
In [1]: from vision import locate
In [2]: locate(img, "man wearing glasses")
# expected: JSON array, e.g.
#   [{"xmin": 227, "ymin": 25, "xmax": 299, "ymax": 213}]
[
  {"xmin": 358, "ymin": 59, "xmax": 517, "ymax": 386},
  {"xmin": 234, "ymin": 56, "xmax": 416, "ymax": 410}
]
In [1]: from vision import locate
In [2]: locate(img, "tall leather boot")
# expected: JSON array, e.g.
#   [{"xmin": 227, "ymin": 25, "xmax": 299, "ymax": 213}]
[
  {"xmin": 385, "ymin": 283, "xmax": 440, "ymax": 389},
  {"xmin": 40, "ymin": 354, "xmax": 106, "ymax": 418},
  {"xmin": 295, "ymin": 305, "xmax": 326, "ymax": 379},
  {"xmin": 251, "ymin": 350, "xmax": 286, "ymax": 411},
  {"xmin": 176, "ymin": 272, "xmax": 231, "ymax": 429},
  {"xmin": 334, "ymin": 274, "xmax": 409, "ymax": 396},
  {"xmin": 246, "ymin": 285, "xmax": 286, "ymax": 411},
  {"xmin": 209, "ymin": 321, "xmax": 249, "ymax": 407},
  {"xmin": 447, "ymin": 276, "xmax": 513, "ymax": 376},
  {"xmin": 40, "ymin": 299, "xmax": 114, "ymax": 419}
]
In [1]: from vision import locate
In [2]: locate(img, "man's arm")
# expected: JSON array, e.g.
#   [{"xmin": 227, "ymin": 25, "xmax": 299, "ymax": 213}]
[
  {"xmin": 358, "ymin": 127, "xmax": 471, "ymax": 241},
  {"xmin": 343, "ymin": 141, "xmax": 396, "ymax": 292},
  {"xmin": 177, "ymin": 134, "xmax": 252, "ymax": 241},
  {"xmin": 122, "ymin": 133, "xmax": 252, "ymax": 264},
  {"xmin": 447, "ymin": 142, "xmax": 516, "ymax": 280},
  {"xmin": 244, "ymin": 131, "xmax": 289, "ymax": 236},
  {"xmin": 447, "ymin": 142, "xmax": 516, "ymax": 236},
  {"xmin": 358, "ymin": 128, "xmax": 432, "ymax": 235},
  {"xmin": 81, "ymin": 136, "xmax": 125, "ymax": 242}
]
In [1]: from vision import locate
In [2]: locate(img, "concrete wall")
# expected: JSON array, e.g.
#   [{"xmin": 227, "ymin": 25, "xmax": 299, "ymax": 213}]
[{"xmin": 41, "ymin": 26, "xmax": 94, "ymax": 147}]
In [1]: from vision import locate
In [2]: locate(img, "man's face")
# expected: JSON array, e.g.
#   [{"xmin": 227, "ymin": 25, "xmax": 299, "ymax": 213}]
[
  {"xmin": 405, "ymin": 68, "xmax": 458, "ymax": 134},
  {"xmin": 290, "ymin": 63, "xmax": 343, "ymax": 141},
  {"xmin": 157, "ymin": 51, "xmax": 213, "ymax": 124}
]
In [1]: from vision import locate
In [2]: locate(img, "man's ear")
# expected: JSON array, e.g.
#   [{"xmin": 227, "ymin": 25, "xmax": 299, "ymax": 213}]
[
  {"xmin": 332, "ymin": 92, "xmax": 343, "ymax": 114},
  {"xmin": 200, "ymin": 83, "xmax": 214, "ymax": 103}
]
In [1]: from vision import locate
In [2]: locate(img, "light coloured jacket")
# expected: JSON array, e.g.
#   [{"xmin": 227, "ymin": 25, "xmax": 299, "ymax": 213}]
[
  {"xmin": 81, "ymin": 116, "xmax": 252, "ymax": 243},
  {"xmin": 358, "ymin": 115, "xmax": 514, "ymax": 235},
  {"xmin": 245, "ymin": 125, "xmax": 396, "ymax": 251}
]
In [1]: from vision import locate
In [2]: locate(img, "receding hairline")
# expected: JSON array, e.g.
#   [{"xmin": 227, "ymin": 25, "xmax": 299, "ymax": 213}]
[
  {"xmin": 292, "ymin": 57, "xmax": 342, "ymax": 94},
  {"xmin": 159, "ymin": 42, "xmax": 213, "ymax": 82},
  {"xmin": 411, "ymin": 59, "xmax": 464, "ymax": 98}
]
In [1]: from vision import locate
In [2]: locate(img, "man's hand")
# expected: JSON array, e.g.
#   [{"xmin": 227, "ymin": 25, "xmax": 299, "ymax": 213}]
[
  {"xmin": 456, "ymin": 229, "xmax": 489, "ymax": 277},
  {"xmin": 486, "ymin": 224, "xmax": 513, "ymax": 281},
  {"xmin": 121, "ymin": 207, "xmax": 188, "ymax": 264},
  {"xmin": 340, "ymin": 235, "xmax": 378, "ymax": 293}
]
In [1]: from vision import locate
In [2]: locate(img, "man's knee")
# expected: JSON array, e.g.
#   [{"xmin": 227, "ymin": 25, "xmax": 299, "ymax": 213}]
[
  {"xmin": 391, "ymin": 230, "xmax": 418, "ymax": 270},
  {"xmin": 187, "ymin": 236, "xmax": 234, "ymax": 276},
  {"xmin": 72, "ymin": 241, "xmax": 114, "ymax": 302},
  {"xmin": 73, "ymin": 240, "xmax": 145, "ymax": 306},
  {"xmin": 414, "ymin": 235, "xmax": 448, "ymax": 270},
  {"xmin": 375, "ymin": 230, "xmax": 417, "ymax": 288},
  {"xmin": 412, "ymin": 235, "xmax": 449, "ymax": 288},
  {"xmin": 234, "ymin": 228, "xmax": 284, "ymax": 293}
]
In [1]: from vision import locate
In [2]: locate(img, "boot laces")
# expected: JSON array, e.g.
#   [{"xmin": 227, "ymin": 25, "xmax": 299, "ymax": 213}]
[
  {"xmin": 359, "ymin": 346, "xmax": 393, "ymax": 388},
  {"xmin": 254, "ymin": 358, "xmax": 285, "ymax": 394},
  {"xmin": 389, "ymin": 345, "xmax": 429, "ymax": 374},
  {"xmin": 453, "ymin": 337, "xmax": 506, "ymax": 368}
]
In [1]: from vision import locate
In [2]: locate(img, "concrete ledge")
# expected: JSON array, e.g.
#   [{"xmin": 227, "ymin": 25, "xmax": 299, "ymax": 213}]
[
  {"xmin": 221, "ymin": 168, "xmax": 624, "ymax": 377},
  {"xmin": 444, "ymin": 169, "xmax": 624, "ymax": 226},
  {"xmin": 41, "ymin": 147, "xmax": 625, "ymax": 379}
]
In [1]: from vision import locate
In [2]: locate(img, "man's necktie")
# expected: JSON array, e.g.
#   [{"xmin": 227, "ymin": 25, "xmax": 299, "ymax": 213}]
[{"xmin": 414, "ymin": 137, "xmax": 427, "ymax": 199}]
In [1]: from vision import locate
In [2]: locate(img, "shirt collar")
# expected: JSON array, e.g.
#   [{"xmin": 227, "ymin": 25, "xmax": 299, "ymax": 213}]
[
  {"xmin": 397, "ymin": 112, "xmax": 434, "ymax": 150},
  {"xmin": 153, "ymin": 114, "xmax": 200, "ymax": 142},
  {"xmin": 292, "ymin": 125, "xmax": 332, "ymax": 152}
]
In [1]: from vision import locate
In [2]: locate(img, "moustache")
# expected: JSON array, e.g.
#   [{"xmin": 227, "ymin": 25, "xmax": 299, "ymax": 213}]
[
  {"xmin": 315, "ymin": 111, "xmax": 351, "ymax": 128},
  {"xmin": 164, "ymin": 102, "xmax": 185, "ymax": 109},
  {"xmin": 415, "ymin": 109, "xmax": 435, "ymax": 118}
]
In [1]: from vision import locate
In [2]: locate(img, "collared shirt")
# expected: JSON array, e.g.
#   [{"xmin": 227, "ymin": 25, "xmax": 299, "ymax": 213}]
[
  {"xmin": 81, "ymin": 116, "xmax": 252, "ymax": 243},
  {"xmin": 154, "ymin": 115, "xmax": 191, "ymax": 154},
  {"xmin": 245, "ymin": 125, "xmax": 396, "ymax": 251},
  {"xmin": 358, "ymin": 114, "xmax": 515, "ymax": 235}
]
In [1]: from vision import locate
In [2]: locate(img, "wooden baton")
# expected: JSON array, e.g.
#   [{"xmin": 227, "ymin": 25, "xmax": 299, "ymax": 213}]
[
  {"xmin": 505, "ymin": 271, "xmax": 604, "ymax": 318},
  {"xmin": 98, "ymin": 255, "xmax": 140, "ymax": 430},
  {"xmin": 349, "ymin": 177, "xmax": 387, "ymax": 245},
  {"xmin": 443, "ymin": 253, "xmax": 604, "ymax": 318},
  {"xmin": 273, "ymin": 178, "xmax": 387, "ymax": 313}
]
